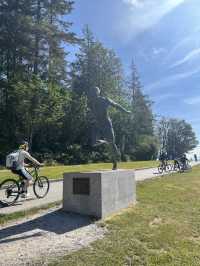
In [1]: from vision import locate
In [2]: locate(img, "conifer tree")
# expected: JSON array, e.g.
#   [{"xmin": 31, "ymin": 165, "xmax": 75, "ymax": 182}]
[
  {"xmin": 71, "ymin": 26, "xmax": 123, "ymax": 98},
  {"xmin": 125, "ymin": 61, "xmax": 157, "ymax": 160}
]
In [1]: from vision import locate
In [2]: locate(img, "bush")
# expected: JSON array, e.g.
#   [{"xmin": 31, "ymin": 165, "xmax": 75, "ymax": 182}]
[
  {"xmin": 134, "ymin": 136, "xmax": 158, "ymax": 160},
  {"xmin": 31, "ymin": 143, "xmax": 118, "ymax": 166},
  {"xmin": 121, "ymin": 154, "xmax": 130, "ymax": 162}
]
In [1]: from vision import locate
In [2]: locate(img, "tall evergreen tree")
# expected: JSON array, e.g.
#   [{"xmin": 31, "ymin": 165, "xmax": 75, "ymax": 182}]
[
  {"xmin": 71, "ymin": 26, "xmax": 123, "ymax": 98},
  {"xmin": 124, "ymin": 61, "xmax": 157, "ymax": 160},
  {"xmin": 0, "ymin": 0, "xmax": 77, "ymax": 82},
  {"xmin": 70, "ymin": 26, "xmax": 126, "ymax": 152},
  {"xmin": 0, "ymin": 0, "xmax": 77, "ymax": 160}
]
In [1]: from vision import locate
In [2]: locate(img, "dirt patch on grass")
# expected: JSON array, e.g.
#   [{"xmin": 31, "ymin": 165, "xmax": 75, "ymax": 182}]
[
  {"xmin": 0, "ymin": 206, "xmax": 107, "ymax": 266},
  {"xmin": 149, "ymin": 216, "xmax": 163, "ymax": 228}
]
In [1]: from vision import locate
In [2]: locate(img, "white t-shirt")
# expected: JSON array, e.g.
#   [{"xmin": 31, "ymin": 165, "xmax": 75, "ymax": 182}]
[{"xmin": 17, "ymin": 150, "xmax": 39, "ymax": 170}]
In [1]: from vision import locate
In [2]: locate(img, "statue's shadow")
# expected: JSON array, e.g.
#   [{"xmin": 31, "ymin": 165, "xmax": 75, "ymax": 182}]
[{"xmin": 0, "ymin": 209, "xmax": 92, "ymax": 244}]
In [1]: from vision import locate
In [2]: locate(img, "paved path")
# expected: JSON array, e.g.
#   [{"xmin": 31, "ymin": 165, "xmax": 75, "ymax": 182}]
[{"xmin": 1, "ymin": 162, "xmax": 199, "ymax": 215}]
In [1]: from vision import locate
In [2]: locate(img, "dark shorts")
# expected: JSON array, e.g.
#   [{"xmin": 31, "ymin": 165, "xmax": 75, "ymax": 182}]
[{"xmin": 11, "ymin": 169, "xmax": 32, "ymax": 180}]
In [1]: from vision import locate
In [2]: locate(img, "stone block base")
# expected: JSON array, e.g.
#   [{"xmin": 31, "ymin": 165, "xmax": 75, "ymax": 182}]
[{"xmin": 63, "ymin": 170, "xmax": 136, "ymax": 219}]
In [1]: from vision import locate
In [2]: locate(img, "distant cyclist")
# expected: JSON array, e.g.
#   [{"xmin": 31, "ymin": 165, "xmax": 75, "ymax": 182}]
[
  {"xmin": 173, "ymin": 157, "xmax": 180, "ymax": 171},
  {"xmin": 180, "ymin": 154, "xmax": 189, "ymax": 170},
  {"xmin": 159, "ymin": 151, "xmax": 168, "ymax": 167},
  {"xmin": 8, "ymin": 141, "xmax": 43, "ymax": 198}
]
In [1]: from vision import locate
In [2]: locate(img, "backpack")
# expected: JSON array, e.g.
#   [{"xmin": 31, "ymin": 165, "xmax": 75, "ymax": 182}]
[{"xmin": 6, "ymin": 150, "xmax": 20, "ymax": 170}]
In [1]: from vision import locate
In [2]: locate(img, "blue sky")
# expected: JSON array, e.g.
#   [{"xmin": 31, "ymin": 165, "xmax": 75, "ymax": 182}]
[{"xmin": 68, "ymin": 0, "xmax": 200, "ymax": 141}]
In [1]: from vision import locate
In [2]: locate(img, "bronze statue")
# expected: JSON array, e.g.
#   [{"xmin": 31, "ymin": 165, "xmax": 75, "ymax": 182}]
[{"xmin": 88, "ymin": 87, "xmax": 131, "ymax": 170}]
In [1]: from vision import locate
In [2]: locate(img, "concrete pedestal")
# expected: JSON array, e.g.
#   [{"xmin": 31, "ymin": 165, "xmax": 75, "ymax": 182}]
[{"xmin": 63, "ymin": 170, "xmax": 136, "ymax": 219}]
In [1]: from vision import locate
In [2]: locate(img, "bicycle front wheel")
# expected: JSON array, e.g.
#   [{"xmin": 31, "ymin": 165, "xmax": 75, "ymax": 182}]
[
  {"xmin": 33, "ymin": 176, "xmax": 50, "ymax": 198},
  {"xmin": 0, "ymin": 179, "xmax": 20, "ymax": 206},
  {"xmin": 174, "ymin": 164, "xmax": 180, "ymax": 172}
]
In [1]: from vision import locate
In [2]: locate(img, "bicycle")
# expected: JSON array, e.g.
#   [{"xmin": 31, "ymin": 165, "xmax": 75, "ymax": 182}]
[
  {"xmin": 158, "ymin": 161, "xmax": 171, "ymax": 174},
  {"xmin": 179, "ymin": 161, "xmax": 192, "ymax": 173},
  {"xmin": 170, "ymin": 160, "xmax": 180, "ymax": 172},
  {"xmin": 0, "ymin": 165, "xmax": 50, "ymax": 206}
]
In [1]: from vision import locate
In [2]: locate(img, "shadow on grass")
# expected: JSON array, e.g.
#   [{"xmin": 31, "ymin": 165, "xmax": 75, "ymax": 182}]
[{"xmin": 0, "ymin": 208, "xmax": 92, "ymax": 244}]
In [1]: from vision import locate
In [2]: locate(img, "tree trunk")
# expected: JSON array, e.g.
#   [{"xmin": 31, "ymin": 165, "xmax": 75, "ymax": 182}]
[{"xmin": 33, "ymin": 0, "xmax": 41, "ymax": 75}]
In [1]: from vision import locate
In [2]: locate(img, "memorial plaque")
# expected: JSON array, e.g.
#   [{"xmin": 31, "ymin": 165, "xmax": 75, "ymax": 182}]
[{"xmin": 73, "ymin": 178, "xmax": 90, "ymax": 195}]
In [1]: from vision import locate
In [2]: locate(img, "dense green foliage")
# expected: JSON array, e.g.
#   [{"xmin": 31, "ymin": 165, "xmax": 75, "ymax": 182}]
[
  {"xmin": 121, "ymin": 62, "xmax": 158, "ymax": 160},
  {"xmin": 0, "ymin": 0, "xmax": 78, "ymax": 162},
  {"xmin": 0, "ymin": 1, "xmax": 197, "ymax": 165}
]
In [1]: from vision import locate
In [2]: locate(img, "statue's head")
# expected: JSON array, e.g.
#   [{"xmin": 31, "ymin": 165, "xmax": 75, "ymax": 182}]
[
  {"xmin": 90, "ymin": 86, "xmax": 101, "ymax": 97},
  {"xmin": 95, "ymin": 87, "xmax": 101, "ymax": 95}
]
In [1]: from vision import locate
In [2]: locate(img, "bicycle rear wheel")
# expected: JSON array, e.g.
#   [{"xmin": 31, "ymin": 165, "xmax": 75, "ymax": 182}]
[
  {"xmin": 173, "ymin": 163, "xmax": 180, "ymax": 172},
  {"xmin": 179, "ymin": 163, "xmax": 185, "ymax": 173},
  {"xmin": 165, "ymin": 164, "xmax": 171, "ymax": 172},
  {"xmin": 158, "ymin": 165, "xmax": 163, "ymax": 174},
  {"xmin": 0, "ymin": 179, "xmax": 20, "ymax": 206},
  {"xmin": 33, "ymin": 176, "xmax": 50, "ymax": 198}
]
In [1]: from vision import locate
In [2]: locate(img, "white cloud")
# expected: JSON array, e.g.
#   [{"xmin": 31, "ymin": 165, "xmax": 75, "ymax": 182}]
[
  {"xmin": 123, "ymin": 0, "xmax": 145, "ymax": 8},
  {"xmin": 119, "ymin": 0, "xmax": 186, "ymax": 40},
  {"xmin": 145, "ymin": 67, "xmax": 200, "ymax": 92},
  {"xmin": 170, "ymin": 48, "xmax": 200, "ymax": 68},
  {"xmin": 152, "ymin": 47, "xmax": 166, "ymax": 56},
  {"xmin": 184, "ymin": 96, "xmax": 200, "ymax": 105},
  {"xmin": 152, "ymin": 93, "xmax": 175, "ymax": 102},
  {"xmin": 164, "ymin": 26, "xmax": 200, "ymax": 63}
]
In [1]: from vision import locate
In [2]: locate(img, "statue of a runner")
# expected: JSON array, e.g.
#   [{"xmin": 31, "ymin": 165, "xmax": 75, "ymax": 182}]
[{"xmin": 88, "ymin": 87, "xmax": 131, "ymax": 170}]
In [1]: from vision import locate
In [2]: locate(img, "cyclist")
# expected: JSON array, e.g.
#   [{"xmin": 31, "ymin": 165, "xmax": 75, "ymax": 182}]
[
  {"xmin": 180, "ymin": 154, "xmax": 189, "ymax": 170},
  {"xmin": 173, "ymin": 157, "xmax": 180, "ymax": 171},
  {"xmin": 159, "ymin": 151, "xmax": 168, "ymax": 168},
  {"xmin": 11, "ymin": 141, "xmax": 43, "ymax": 198}
]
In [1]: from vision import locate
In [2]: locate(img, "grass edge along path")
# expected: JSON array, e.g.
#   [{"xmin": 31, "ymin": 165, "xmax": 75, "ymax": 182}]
[
  {"xmin": 0, "ymin": 201, "xmax": 61, "ymax": 226},
  {"xmin": 48, "ymin": 165, "xmax": 200, "ymax": 266},
  {"xmin": 0, "ymin": 161, "xmax": 158, "ymax": 183}
]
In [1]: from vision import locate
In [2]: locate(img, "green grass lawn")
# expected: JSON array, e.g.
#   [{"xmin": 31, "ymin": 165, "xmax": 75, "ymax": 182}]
[
  {"xmin": 0, "ymin": 161, "xmax": 158, "ymax": 183},
  {"xmin": 49, "ymin": 165, "xmax": 200, "ymax": 266}
]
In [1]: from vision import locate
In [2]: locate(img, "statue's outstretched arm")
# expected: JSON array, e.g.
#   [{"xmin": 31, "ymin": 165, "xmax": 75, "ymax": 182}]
[{"xmin": 108, "ymin": 98, "xmax": 131, "ymax": 114}]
